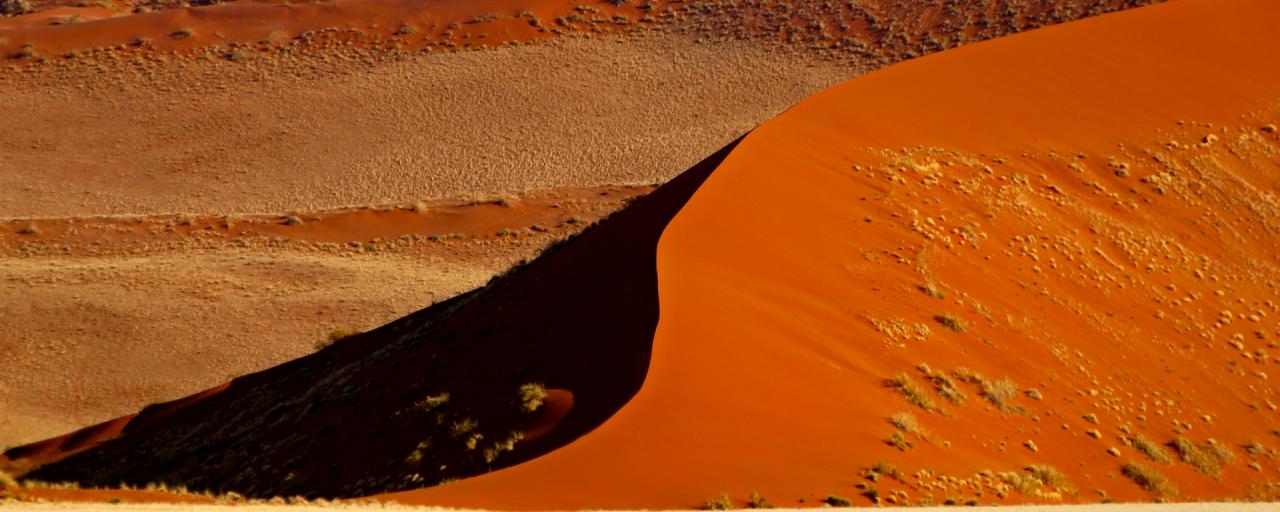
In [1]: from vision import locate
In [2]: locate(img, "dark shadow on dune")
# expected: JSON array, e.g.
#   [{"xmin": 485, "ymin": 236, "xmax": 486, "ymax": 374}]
[{"xmin": 9, "ymin": 136, "xmax": 742, "ymax": 499}]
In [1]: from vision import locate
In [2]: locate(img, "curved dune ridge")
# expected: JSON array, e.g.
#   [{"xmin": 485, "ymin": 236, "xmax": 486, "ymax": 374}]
[
  {"xmin": 5, "ymin": 0, "xmax": 1280, "ymax": 508},
  {"xmin": 387, "ymin": 0, "xmax": 1280, "ymax": 508}
]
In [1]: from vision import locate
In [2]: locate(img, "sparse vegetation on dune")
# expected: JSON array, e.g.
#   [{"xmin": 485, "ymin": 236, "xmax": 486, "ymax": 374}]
[
  {"xmin": 885, "ymin": 372, "xmax": 936, "ymax": 411},
  {"xmin": 1122, "ymin": 462, "xmax": 1179, "ymax": 499}
]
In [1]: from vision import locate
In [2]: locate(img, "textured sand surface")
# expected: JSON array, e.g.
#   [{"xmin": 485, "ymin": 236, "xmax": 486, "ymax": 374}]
[{"xmin": 0, "ymin": 33, "xmax": 855, "ymax": 217}]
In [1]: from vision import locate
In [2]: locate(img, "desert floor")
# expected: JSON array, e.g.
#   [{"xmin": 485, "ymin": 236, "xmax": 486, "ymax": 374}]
[{"xmin": 2, "ymin": 502, "xmax": 1280, "ymax": 511}]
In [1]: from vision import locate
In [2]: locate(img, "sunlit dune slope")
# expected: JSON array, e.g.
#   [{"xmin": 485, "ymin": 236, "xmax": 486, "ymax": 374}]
[{"xmin": 390, "ymin": 0, "xmax": 1280, "ymax": 508}]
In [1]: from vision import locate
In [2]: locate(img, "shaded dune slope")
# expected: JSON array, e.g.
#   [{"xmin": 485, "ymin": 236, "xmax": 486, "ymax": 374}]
[
  {"xmin": 389, "ymin": 0, "xmax": 1280, "ymax": 508},
  {"xmin": 5, "ymin": 141, "xmax": 736, "ymax": 498}
]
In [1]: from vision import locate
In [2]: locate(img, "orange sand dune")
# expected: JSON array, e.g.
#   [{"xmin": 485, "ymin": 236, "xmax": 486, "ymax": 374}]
[
  {"xmin": 9, "ymin": 0, "xmax": 1280, "ymax": 508},
  {"xmin": 389, "ymin": 0, "xmax": 1280, "ymax": 508}
]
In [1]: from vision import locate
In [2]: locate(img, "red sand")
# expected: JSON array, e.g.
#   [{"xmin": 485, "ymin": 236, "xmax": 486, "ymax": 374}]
[
  {"xmin": 388, "ymin": 0, "xmax": 1280, "ymax": 508},
  {"xmin": 0, "ymin": 0, "xmax": 657, "ymax": 56}
]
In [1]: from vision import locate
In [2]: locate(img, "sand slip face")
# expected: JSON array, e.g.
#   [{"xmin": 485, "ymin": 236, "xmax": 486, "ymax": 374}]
[{"xmin": 391, "ymin": 0, "xmax": 1280, "ymax": 508}]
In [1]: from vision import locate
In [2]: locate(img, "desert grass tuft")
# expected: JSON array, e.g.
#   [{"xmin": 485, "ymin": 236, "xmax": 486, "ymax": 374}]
[
  {"xmin": 746, "ymin": 491, "xmax": 772, "ymax": 509},
  {"xmin": 1171, "ymin": 437, "xmax": 1234, "ymax": 477},
  {"xmin": 885, "ymin": 372, "xmax": 936, "ymax": 411},
  {"xmin": 822, "ymin": 495, "xmax": 852, "ymax": 507},
  {"xmin": 701, "ymin": 493, "xmax": 732, "ymax": 510},
  {"xmin": 933, "ymin": 313, "xmax": 966, "ymax": 332},
  {"xmin": 518, "ymin": 382, "xmax": 548, "ymax": 412},
  {"xmin": 1129, "ymin": 434, "xmax": 1171, "ymax": 464},
  {"xmin": 1121, "ymin": 462, "xmax": 1178, "ymax": 499}
]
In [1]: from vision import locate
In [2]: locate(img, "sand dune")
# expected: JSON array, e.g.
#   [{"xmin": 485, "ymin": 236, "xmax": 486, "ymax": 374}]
[{"xmin": 7, "ymin": 0, "xmax": 1279, "ymax": 509}]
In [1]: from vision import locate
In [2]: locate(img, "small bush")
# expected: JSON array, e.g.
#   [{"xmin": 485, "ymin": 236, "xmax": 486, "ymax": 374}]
[
  {"xmin": 1122, "ymin": 462, "xmax": 1178, "ymax": 499},
  {"xmin": 396, "ymin": 23, "xmax": 418, "ymax": 35},
  {"xmin": 1, "ymin": 0, "xmax": 33, "ymax": 16},
  {"xmin": 701, "ymin": 493, "xmax": 732, "ymax": 510},
  {"xmin": 1025, "ymin": 465, "xmax": 1075, "ymax": 494},
  {"xmin": 862, "ymin": 460, "xmax": 903, "ymax": 482},
  {"xmin": 173, "ymin": 26, "xmax": 195, "ymax": 38},
  {"xmin": 886, "ymin": 431, "xmax": 913, "ymax": 451},
  {"xmin": 16, "ymin": 223, "xmax": 39, "ymax": 235},
  {"xmin": 746, "ymin": 491, "xmax": 771, "ymax": 509},
  {"xmin": 934, "ymin": 313, "xmax": 966, "ymax": 332},
  {"xmin": 919, "ymin": 281, "xmax": 945, "ymax": 299},
  {"xmin": 315, "ymin": 327, "xmax": 360, "ymax": 350},
  {"xmin": 0, "ymin": 469, "xmax": 19, "ymax": 490},
  {"xmin": 927, "ymin": 372, "xmax": 966, "ymax": 404},
  {"xmin": 1130, "ymin": 434, "xmax": 1171, "ymax": 464},
  {"xmin": 1171, "ymin": 437, "xmax": 1233, "ymax": 477},
  {"xmin": 822, "ymin": 495, "xmax": 852, "ymax": 507},
  {"xmin": 981, "ymin": 377, "xmax": 1019, "ymax": 411},
  {"xmin": 885, "ymin": 372, "xmax": 936, "ymax": 411},
  {"xmin": 518, "ymin": 382, "xmax": 548, "ymax": 412},
  {"xmin": 888, "ymin": 412, "xmax": 926, "ymax": 437}
]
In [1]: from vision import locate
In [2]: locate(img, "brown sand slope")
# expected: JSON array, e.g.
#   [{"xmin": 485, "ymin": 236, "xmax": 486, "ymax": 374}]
[
  {"xmin": 0, "ymin": 186, "xmax": 645, "ymax": 450},
  {"xmin": 387, "ymin": 0, "xmax": 1280, "ymax": 508},
  {"xmin": 3, "ymin": 142, "xmax": 736, "ymax": 499}
]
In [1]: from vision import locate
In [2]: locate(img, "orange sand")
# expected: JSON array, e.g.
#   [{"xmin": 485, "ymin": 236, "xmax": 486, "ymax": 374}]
[{"xmin": 390, "ymin": 0, "xmax": 1280, "ymax": 508}]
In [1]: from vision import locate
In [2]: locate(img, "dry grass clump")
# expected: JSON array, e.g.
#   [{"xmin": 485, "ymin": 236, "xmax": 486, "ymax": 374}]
[
  {"xmin": 926, "ymin": 371, "xmax": 966, "ymax": 404},
  {"xmin": 518, "ymin": 382, "xmax": 548, "ymax": 412},
  {"xmin": 16, "ymin": 223, "xmax": 40, "ymax": 235},
  {"xmin": 173, "ymin": 26, "xmax": 195, "ymax": 38},
  {"xmin": 1129, "ymin": 434, "xmax": 1172, "ymax": 464},
  {"xmin": 0, "ymin": 469, "xmax": 19, "ymax": 490},
  {"xmin": 1, "ymin": 0, "xmax": 33, "ymax": 16},
  {"xmin": 314, "ymin": 326, "xmax": 361, "ymax": 350},
  {"xmin": 1171, "ymin": 437, "xmax": 1234, "ymax": 477},
  {"xmin": 1000, "ymin": 465, "xmax": 1074, "ymax": 499},
  {"xmin": 482, "ymin": 430, "xmax": 524, "ymax": 463},
  {"xmin": 888, "ymin": 412, "xmax": 927, "ymax": 438},
  {"xmin": 746, "ymin": 491, "xmax": 772, "ymax": 509},
  {"xmin": 885, "ymin": 372, "xmax": 936, "ymax": 411},
  {"xmin": 822, "ymin": 495, "xmax": 852, "ymax": 507},
  {"xmin": 1122, "ymin": 462, "xmax": 1178, "ymax": 499},
  {"xmin": 701, "ymin": 493, "xmax": 732, "ymax": 510},
  {"xmin": 953, "ymin": 368, "xmax": 1021, "ymax": 412},
  {"xmin": 861, "ymin": 460, "xmax": 903, "ymax": 482},
  {"xmin": 919, "ymin": 281, "xmax": 945, "ymax": 299},
  {"xmin": 933, "ymin": 313, "xmax": 967, "ymax": 332},
  {"xmin": 885, "ymin": 431, "xmax": 913, "ymax": 451}
]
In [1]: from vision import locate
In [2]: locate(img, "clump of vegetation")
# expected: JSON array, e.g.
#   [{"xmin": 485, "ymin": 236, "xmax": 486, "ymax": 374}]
[
  {"xmin": 822, "ymin": 495, "xmax": 852, "ymax": 507},
  {"xmin": 283, "ymin": 214, "xmax": 304, "ymax": 225},
  {"xmin": 933, "ymin": 313, "xmax": 967, "ymax": 333},
  {"xmin": 396, "ymin": 23, "xmax": 418, "ymax": 35},
  {"xmin": 701, "ymin": 493, "xmax": 732, "ymax": 510},
  {"xmin": 1171, "ymin": 437, "xmax": 1234, "ymax": 477},
  {"xmin": 0, "ymin": 469, "xmax": 19, "ymax": 490},
  {"xmin": 465, "ymin": 12, "xmax": 501, "ymax": 23},
  {"xmin": 173, "ymin": 26, "xmax": 195, "ymax": 38},
  {"xmin": 888, "ymin": 412, "xmax": 926, "ymax": 438},
  {"xmin": 412, "ymin": 392, "xmax": 450, "ymax": 413},
  {"xmin": 518, "ymin": 382, "xmax": 548, "ymax": 412},
  {"xmin": 1, "ymin": 0, "xmax": 33, "ymax": 16},
  {"xmin": 885, "ymin": 372, "xmax": 935, "ymax": 411},
  {"xmin": 919, "ymin": 281, "xmax": 945, "ymax": 299},
  {"xmin": 886, "ymin": 431, "xmax": 914, "ymax": 451},
  {"xmin": 449, "ymin": 418, "xmax": 478, "ymax": 438},
  {"xmin": 1025, "ymin": 465, "xmax": 1075, "ymax": 494},
  {"xmin": 1122, "ymin": 462, "xmax": 1178, "ymax": 499},
  {"xmin": 926, "ymin": 371, "xmax": 966, "ymax": 405},
  {"xmin": 315, "ymin": 327, "xmax": 360, "ymax": 350},
  {"xmin": 861, "ymin": 460, "xmax": 903, "ymax": 482},
  {"xmin": 16, "ymin": 223, "xmax": 39, "ymax": 235},
  {"xmin": 953, "ymin": 368, "xmax": 1021, "ymax": 412},
  {"xmin": 1129, "ymin": 434, "xmax": 1171, "ymax": 464},
  {"xmin": 482, "ymin": 431, "xmax": 524, "ymax": 463},
  {"xmin": 746, "ymin": 491, "xmax": 771, "ymax": 509}
]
